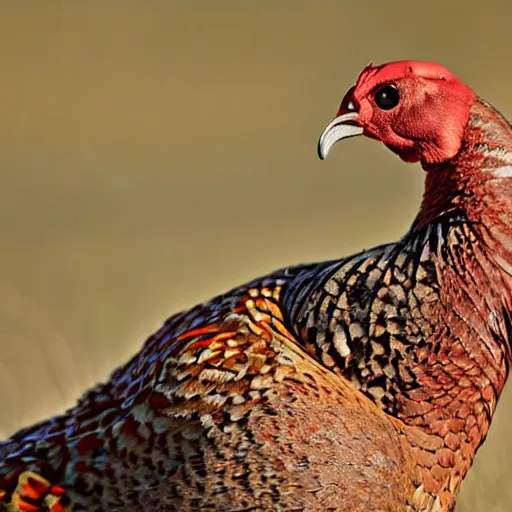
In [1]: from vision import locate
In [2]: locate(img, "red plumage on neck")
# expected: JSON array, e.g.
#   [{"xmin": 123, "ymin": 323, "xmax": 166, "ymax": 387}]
[{"xmin": 415, "ymin": 98, "xmax": 512, "ymax": 229}]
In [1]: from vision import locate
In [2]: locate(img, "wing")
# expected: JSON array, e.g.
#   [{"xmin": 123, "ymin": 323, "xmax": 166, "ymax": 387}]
[
  {"xmin": 0, "ymin": 260, "xmax": 416, "ymax": 511},
  {"xmin": 0, "ymin": 265, "xmax": 305, "ymax": 510}
]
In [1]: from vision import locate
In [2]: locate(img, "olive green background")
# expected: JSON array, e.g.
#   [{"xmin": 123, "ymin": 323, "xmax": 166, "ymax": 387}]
[{"xmin": 1, "ymin": 2, "xmax": 511, "ymax": 510}]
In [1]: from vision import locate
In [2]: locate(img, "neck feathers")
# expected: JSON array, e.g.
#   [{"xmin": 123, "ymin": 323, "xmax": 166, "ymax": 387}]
[
  {"xmin": 417, "ymin": 99, "xmax": 512, "ymax": 366},
  {"xmin": 415, "ymin": 99, "xmax": 512, "ymax": 229}
]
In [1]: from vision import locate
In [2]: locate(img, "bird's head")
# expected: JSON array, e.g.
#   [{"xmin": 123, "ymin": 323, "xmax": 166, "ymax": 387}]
[{"xmin": 318, "ymin": 60, "xmax": 476, "ymax": 165}]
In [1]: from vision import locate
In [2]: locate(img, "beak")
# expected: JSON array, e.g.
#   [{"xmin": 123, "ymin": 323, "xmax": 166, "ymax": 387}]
[{"xmin": 317, "ymin": 112, "xmax": 363, "ymax": 160}]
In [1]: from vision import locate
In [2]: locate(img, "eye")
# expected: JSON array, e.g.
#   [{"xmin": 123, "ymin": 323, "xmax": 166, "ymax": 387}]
[{"xmin": 374, "ymin": 84, "xmax": 400, "ymax": 110}]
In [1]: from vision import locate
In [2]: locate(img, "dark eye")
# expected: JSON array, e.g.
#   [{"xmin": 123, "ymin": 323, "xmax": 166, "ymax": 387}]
[{"xmin": 374, "ymin": 85, "xmax": 400, "ymax": 110}]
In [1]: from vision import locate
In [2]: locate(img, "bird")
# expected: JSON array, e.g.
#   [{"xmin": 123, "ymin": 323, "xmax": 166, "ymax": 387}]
[{"xmin": 1, "ymin": 59, "xmax": 512, "ymax": 512}]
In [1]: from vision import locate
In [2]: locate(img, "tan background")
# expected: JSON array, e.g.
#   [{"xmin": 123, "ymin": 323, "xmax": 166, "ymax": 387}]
[{"xmin": 0, "ymin": 2, "xmax": 511, "ymax": 510}]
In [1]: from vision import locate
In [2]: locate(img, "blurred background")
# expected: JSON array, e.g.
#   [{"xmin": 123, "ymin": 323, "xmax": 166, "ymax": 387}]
[{"xmin": 0, "ymin": 2, "xmax": 511, "ymax": 510}]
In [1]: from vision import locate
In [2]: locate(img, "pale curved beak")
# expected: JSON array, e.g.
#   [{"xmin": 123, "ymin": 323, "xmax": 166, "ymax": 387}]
[{"xmin": 317, "ymin": 112, "xmax": 363, "ymax": 160}]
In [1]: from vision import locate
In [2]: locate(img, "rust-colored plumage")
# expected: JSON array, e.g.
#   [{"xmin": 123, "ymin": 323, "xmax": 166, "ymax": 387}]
[{"xmin": 2, "ymin": 60, "xmax": 512, "ymax": 511}]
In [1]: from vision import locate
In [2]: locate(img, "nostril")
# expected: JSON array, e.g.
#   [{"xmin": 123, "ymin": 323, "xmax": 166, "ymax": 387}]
[{"xmin": 338, "ymin": 85, "xmax": 357, "ymax": 115}]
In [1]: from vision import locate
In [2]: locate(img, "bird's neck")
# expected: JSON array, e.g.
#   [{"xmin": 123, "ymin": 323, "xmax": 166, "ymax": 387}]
[
  {"xmin": 415, "ymin": 98, "xmax": 512, "ymax": 232},
  {"xmin": 411, "ymin": 98, "xmax": 512, "ymax": 402}
]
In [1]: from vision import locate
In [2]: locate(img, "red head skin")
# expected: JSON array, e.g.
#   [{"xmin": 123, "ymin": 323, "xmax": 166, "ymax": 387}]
[{"xmin": 338, "ymin": 60, "xmax": 476, "ymax": 164}]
